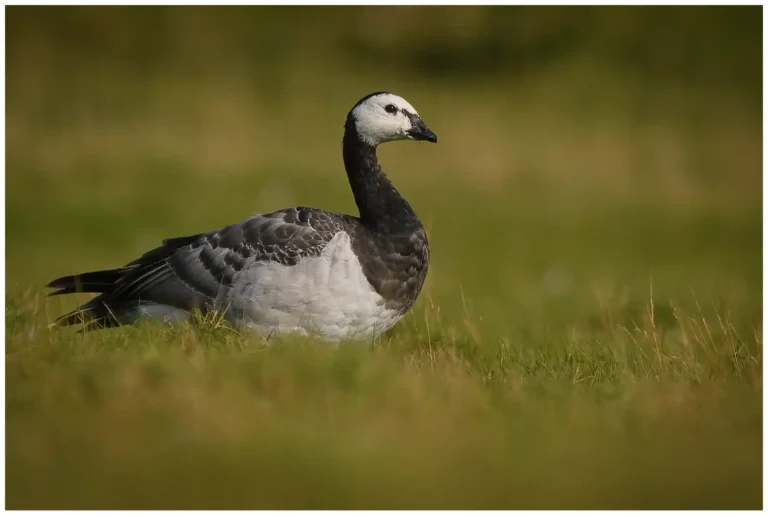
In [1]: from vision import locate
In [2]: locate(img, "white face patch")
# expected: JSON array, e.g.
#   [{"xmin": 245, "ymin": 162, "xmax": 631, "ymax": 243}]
[{"xmin": 351, "ymin": 93, "xmax": 420, "ymax": 146}]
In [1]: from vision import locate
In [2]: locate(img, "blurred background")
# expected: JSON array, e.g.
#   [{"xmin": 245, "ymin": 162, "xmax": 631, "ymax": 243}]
[{"xmin": 5, "ymin": 6, "xmax": 762, "ymax": 508}]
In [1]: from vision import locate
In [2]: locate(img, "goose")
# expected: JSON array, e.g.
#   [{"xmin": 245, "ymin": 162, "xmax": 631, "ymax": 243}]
[{"xmin": 47, "ymin": 92, "xmax": 437, "ymax": 341}]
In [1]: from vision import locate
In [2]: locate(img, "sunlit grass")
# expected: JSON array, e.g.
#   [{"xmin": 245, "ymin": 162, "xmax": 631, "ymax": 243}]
[{"xmin": 6, "ymin": 290, "xmax": 762, "ymax": 509}]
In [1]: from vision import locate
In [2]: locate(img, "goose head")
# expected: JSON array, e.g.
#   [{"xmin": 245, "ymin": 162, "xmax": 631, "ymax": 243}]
[{"xmin": 348, "ymin": 92, "xmax": 438, "ymax": 147}]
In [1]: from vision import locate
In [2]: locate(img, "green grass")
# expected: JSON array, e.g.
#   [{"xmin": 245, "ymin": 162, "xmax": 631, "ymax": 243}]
[
  {"xmin": 6, "ymin": 166, "xmax": 762, "ymax": 510},
  {"xmin": 5, "ymin": 301, "xmax": 762, "ymax": 509},
  {"xmin": 5, "ymin": 6, "xmax": 762, "ymax": 509}
]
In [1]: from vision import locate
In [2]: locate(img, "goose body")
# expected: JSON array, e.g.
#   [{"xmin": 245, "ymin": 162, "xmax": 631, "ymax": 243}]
[{"xmin": 47, "ymin": 92, "xmax": 437, "ymax": 340}]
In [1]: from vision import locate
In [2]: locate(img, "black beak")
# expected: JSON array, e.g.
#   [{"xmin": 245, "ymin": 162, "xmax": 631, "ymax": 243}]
[{"xmin": 407, "ymin": 116, "xmax": 438, "ymax": 143}]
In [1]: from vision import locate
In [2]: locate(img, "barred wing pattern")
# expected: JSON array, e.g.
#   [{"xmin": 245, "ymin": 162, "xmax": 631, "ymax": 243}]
[{"xmin": 48, "ymin": 208, "xmax": 352, "ymax": 328}]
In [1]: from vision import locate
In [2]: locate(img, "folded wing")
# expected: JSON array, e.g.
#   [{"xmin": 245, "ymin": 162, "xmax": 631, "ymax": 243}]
[{"xmin": 47, "ymin": 208, "xmax": 349, "ymax": 329}]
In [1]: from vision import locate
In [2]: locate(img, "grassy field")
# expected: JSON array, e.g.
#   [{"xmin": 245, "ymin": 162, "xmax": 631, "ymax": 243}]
[{"xmin": 5, "ymin": 7, "xmax": 763, "ymax": 509}]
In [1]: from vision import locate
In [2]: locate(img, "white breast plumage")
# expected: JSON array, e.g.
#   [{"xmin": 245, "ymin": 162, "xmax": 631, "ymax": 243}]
[{"xmin": 222, "ymin": 231, "xmax": 401, "ymax": 340}]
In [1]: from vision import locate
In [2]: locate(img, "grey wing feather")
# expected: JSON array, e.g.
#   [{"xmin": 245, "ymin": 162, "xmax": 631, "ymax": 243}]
[
  {"xmin": 127, "ymin": 208, "xmax": 346, "ymax": 304},
  {"xmin": 47, "ymin": 207, "xmax": 352, "ymax": 328}
]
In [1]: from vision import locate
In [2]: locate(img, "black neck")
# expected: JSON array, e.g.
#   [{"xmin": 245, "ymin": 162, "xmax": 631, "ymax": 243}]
[{"xmin": 343, "ymin": 119, "xmax": 420, "ymax": 233}]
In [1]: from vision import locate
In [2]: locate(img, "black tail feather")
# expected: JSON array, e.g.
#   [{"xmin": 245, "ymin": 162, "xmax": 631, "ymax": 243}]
[
  {"xmin": 46, "ymin": 232, "xmax": 205, "ymax": 331},
  {"xmin": 52, "ymin": 297, "xmax": 121, "ymax": 330},
  {"xmin": 47, "ymin": 269, "xmax": 125, "ymax": 330},
  {"xmin": 46, "ymin": 268, "xmax": 125, "ymax": 296}
]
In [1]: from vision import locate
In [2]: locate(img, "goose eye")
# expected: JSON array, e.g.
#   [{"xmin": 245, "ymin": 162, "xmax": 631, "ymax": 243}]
[{"xmin": 384, "ymin": 104, "xmax": 398, "ymax": 114}]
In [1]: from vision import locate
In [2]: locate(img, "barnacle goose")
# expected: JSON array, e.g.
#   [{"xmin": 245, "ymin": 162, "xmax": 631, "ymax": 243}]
[{"xmin": 47, "ymin": 92, "xmax": 437, "ymax": 341}]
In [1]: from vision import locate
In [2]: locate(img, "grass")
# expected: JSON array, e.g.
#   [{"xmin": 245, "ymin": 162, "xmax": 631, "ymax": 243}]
[
  {"xmin": 5, "ymin": 6, "xmax": 762, "ymax": 509},
  {"xmin": 5, "ymin": 299, "xmax": 762, "ymax": 509}
]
